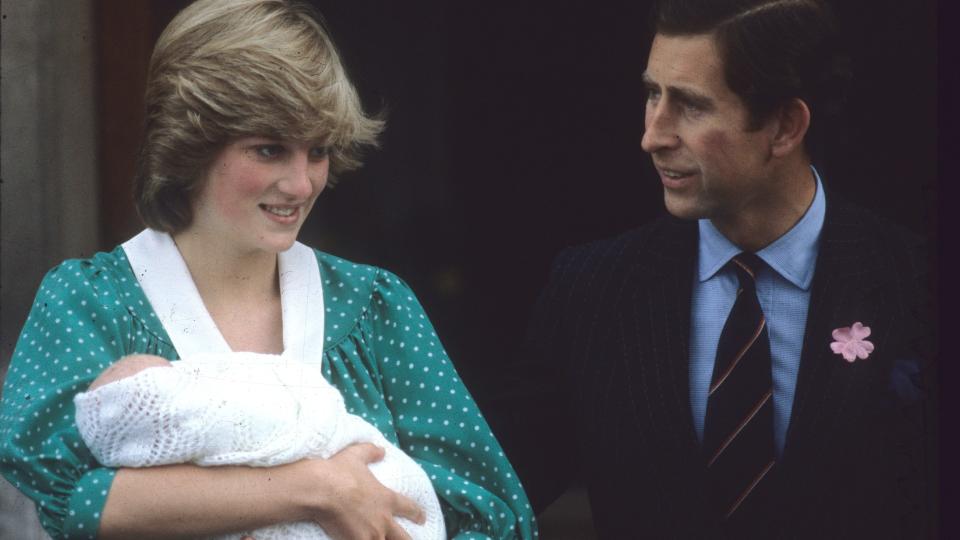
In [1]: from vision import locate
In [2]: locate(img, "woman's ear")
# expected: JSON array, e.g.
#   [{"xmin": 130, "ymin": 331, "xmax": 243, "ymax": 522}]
[{"xmin": 770, "ymin": 98, "xmax": 811, "ymax": 158}]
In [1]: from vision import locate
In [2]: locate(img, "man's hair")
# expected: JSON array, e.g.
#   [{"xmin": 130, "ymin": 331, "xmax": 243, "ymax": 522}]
[
  {"xmin": 134, "ymin": 0, "xmax": 384, "ymax": 234},
  {"xmin": 651, "ymin": 0, "xmax": 851, "ymax": 133}
]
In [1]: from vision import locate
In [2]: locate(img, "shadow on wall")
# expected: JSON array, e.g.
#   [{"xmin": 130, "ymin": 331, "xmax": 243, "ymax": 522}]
[{"xmin": 0, "ymin": 478, "xmax": 49, "ymax": 540}]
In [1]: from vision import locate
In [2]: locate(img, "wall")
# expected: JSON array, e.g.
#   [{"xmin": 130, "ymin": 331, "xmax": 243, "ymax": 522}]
[{"xmin": 1, "ymin": 0, "xmax": 98, "ymax": 537}]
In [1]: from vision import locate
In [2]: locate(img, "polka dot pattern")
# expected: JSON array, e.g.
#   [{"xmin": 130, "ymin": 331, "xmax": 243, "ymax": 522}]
[
  {"xmin": 316, "ymin": 254, "xmax": 536, "ymax": 539},
  {"xmin": 0, "ymin": 246, "xmax": 537, "ymax": 539},
  {"xmin": 0, "ymin": 250, "xmax": 176, "ymax": 539}
]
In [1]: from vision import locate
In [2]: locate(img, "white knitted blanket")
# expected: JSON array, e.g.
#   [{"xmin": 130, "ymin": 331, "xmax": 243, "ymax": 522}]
[{"xmin": 74, "ymin": 352, "xmax": 446, "ymax": 540}]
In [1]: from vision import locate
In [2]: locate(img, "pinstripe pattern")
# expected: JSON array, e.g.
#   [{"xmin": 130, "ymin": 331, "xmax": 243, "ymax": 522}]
[{"xmin": 498, "ymin": 196, "xmax": 932, "ymax": 538}]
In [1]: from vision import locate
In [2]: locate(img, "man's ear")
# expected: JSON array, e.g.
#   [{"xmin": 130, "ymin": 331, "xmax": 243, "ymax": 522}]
[{"xmin": 770, "ymin": 98, "xmax": 811, "ymax": 158}]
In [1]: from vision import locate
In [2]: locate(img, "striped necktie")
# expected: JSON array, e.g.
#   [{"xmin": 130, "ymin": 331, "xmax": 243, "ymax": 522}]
[{"xmin": 703, "ymin": 253, "xmax": 776, "ymax": 526}]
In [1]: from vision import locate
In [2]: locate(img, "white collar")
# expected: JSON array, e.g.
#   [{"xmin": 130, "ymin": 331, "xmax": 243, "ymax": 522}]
[{"xmin": 122, "ymin": 229, "xmax": 325, "ymax": 365}]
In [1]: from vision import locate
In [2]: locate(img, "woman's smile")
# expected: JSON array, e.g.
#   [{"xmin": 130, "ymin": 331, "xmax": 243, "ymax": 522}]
[
  {"xmin": 259, "ymin": 203, "xmax": 301, "ymax": 222},
  {"xmin": 184, "ymin": 137, "xmax": 329, "ymax": 257}
]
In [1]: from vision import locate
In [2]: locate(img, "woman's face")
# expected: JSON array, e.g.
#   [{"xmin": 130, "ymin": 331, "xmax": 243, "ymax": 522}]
[{"xmin": 188, "ymin": 137, "xmax": 329, "ymax": 256}]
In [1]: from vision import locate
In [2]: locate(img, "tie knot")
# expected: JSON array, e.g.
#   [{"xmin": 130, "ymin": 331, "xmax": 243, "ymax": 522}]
[{"xmin": 730, "ymin": 253, "xmax": 763, "ymax": 285}]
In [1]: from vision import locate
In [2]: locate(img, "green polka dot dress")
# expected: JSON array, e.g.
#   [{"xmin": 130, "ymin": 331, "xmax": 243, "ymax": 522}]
[{"xmin": 0, "ymin": 244, "xmax": 537, "ymax": 539}]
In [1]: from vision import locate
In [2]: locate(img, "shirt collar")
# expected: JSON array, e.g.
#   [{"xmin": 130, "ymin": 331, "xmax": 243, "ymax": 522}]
[{"xmin": 697, "ymin": 166, "xmax": 826, "ymax": 290}]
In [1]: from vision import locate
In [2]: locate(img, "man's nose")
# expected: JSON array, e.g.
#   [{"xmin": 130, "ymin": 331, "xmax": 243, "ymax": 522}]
[{"xmin": 641, "ymin": 103, "xmax": 679, "ymax": 154}]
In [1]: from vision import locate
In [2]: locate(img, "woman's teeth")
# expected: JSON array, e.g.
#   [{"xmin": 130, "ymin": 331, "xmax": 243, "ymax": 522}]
[{"xmin": 262, "ymin": 205, "xmax": 296, "ymax": 217}]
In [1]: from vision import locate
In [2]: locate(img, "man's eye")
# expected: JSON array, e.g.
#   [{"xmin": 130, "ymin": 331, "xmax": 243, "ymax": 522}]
[
  {"xmin": 645, "ymin": 88, "xmax": 661, "ymax": 101},
  {"xmin": 255, "ymin": 145, "xmax": 284, "ymax": 158},
  {"xmin": 682, "ymin": 103, "xmax": 704, "ymax": 117}
]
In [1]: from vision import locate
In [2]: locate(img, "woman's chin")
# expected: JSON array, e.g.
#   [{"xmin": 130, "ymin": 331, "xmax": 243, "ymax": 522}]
[
  {"xmin": 253, "ymin": 232, "xmax": 300, "ymax": 254},
  {"xmin": 266, "ymin": 238, "xmax": 298, "ymax": 253}
]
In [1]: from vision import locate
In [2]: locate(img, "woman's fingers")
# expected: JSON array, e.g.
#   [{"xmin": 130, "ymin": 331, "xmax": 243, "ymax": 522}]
[
  {"xmin": 386, "ymin": 520, "xmax": 414, "ymax": 540},
  {"xmin": 342, "ymin": 442, "xmax": 386, "ymax": 464},
  {"xmin": 343, "ymin": 445, "xmax": 423, "ymax": 524},
  {"xmin": 306, "ymin": 447, "xmax": 426, "ymax": 539},
  {"xmin": 392, "ymin": 492, "xmax": 426, "ymax": 525}
]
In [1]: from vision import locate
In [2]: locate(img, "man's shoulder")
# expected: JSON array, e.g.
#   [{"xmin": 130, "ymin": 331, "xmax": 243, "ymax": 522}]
[
  {"xmin": 536, "ymin": 213, "xmax": 697, "ymax": 315},
  {"xmin": 823, "ymin": 194, "xmax": 928, "ymax": 271},
  {"xmin": 553, "ymin": 212, "xmax": 697, "ymax": 276},
  {"xmin": 825, "ymin": 195, "xmax": 917, "ymax": 237}
]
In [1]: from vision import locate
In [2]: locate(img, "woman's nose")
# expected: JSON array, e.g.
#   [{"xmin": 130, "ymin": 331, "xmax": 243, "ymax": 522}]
[{"xmin": 279, "ymin": 152, "xmax": 317, "ymax": 199}]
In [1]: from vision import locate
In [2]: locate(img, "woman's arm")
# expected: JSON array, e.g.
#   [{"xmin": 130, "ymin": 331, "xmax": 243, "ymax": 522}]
[
  {"xmin": 366, "ymin": 270, "xmax": 538, "ymax": 539},
  {"xmin": 0, "ymin": 260, "xmax": 422, "ymax": 539},
  {"xmin": 99, "ymin": 444, "xmax": 425, "ymax": 540},
  {"xmin": 86, "ymin": 358, "xmax": 426, "ymax": 539},
  {"xmin": 87, "ymin": 354, "xmax": 172, "ymax": 390}
]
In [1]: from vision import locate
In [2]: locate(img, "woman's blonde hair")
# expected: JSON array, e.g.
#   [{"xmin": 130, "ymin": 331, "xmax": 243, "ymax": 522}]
[{"xmin": 134, "ymin": 0, "xmax": 384, "ymax": 233}]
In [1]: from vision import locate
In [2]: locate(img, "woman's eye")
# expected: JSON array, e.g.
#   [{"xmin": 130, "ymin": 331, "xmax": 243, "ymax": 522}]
[
  {"xmin": 309, "ymin": 146, "xmax": 330, "ymax": 160},
  {"xmin": 255, "ymin": 145, "xmax": 285, "ymax": 159}
]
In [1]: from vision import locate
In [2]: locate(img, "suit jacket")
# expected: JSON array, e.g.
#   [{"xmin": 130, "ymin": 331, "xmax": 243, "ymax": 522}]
[{"xmin": 490, "ymin": 196, "xmax": 935, "ymax": 539}]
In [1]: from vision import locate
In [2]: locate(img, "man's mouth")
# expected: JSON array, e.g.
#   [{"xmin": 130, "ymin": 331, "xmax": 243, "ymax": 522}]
[
  {"xmin": 657, "ymin": 167, "xmax": 696, "ymax": 179},
  {"xmin": 655, "ymin": 165, "xmax": 698, "ymax": 189}
]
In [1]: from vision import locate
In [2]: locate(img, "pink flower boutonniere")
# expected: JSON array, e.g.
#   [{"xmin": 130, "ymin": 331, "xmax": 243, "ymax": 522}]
[{"xmin": 830, "ymin": 322, "xmax": 874, "ymax": 362}]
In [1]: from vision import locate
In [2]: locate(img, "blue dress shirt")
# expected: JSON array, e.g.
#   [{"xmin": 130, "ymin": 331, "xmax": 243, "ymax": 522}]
[{"xmin": 689, "ymin": 167, "xmax": 826, "ymax": 455}]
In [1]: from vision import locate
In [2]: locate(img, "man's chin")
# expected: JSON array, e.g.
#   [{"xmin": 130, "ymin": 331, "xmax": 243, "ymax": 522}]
[{"xmin": 663, "ymin": 192, "xmax": 706, "ymax": 221}]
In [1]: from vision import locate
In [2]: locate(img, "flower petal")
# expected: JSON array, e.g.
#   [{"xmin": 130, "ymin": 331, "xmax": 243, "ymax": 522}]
[
  {"xmin": 842, "ymin": 348, "xmax": 857, "ymax": 362},
  {"xmin": 861, "ymin": 340, "xmax": 875, "ymax": 354},
  {"xmin": 832, "ymin": 327, "xmax": 852, "ymax": 342},
  {"xmin": 830, "ymin": 341, "xmax": 846, "ymax": 354},
  {"xmin": 851, "ymin": 322, "xmax": 871, "ymax": 340}
]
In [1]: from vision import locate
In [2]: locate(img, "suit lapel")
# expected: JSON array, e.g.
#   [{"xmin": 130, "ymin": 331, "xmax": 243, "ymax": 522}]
[
  {"xmin": 616, "ymin": 216, "xmax": 723, "ymax": 525},
  {"xmin": 780, "ymin": 196, "xmax": 891, "ymax": 476},
  {"xmin": 618, "ymin": 216, "xmax": 702, "ymax": 458}
]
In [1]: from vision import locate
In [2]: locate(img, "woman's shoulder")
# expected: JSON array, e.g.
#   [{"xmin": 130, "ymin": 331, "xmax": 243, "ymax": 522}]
[
  {"xmin": 310, "ymin": 248, "xmax": 412, "ymax": 295},
  {"xmin": 39, "ymin": 245, "xmax": 138, "ymax": 298},
  {"xmin": 307, "ymin": 248, "xmax": 421, "ymax": 348},
  {"xmin": 311, "ymin": 249, "xmax": 382, "ymax": 289}
]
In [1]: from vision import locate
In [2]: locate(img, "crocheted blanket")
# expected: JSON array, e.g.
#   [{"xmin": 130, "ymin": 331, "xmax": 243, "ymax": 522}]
[{"xmin": 74, "ymin": 352, "xmax": 445, "ymax": 540}]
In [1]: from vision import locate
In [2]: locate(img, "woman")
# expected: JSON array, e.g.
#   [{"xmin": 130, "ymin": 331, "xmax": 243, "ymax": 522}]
[{"xmin": 0, "ymin": 0, "xmax": 535, "ymax": 538}]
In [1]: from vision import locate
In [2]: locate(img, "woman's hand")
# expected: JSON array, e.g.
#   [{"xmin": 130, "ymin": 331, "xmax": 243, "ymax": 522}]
[
  {"xmin": 297, "ymin": 443, "xmax": 426, "ymax": 540},
  {"xmin": 100, "ymin": 445, "xmax": 424, "ymax": 539}
]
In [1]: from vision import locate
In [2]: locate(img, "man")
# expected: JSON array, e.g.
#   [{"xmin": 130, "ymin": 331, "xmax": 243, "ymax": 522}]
[{"xmin": 493, "ymin": 0, "xmax": 935, "ymax": 537}]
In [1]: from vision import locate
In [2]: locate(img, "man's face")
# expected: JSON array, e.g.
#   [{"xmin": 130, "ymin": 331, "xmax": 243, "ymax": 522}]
[{"xmin": 641, "ymin": 32, "xmax": 778, "ymax": 221}]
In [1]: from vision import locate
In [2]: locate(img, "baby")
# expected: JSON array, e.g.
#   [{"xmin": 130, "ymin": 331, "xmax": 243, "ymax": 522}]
[{"xmin": 74, "ymin": 352, "xmax": 446, "ymax": 540}]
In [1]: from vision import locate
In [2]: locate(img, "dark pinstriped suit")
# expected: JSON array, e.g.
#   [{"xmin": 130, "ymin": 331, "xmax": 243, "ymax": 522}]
[{"xmin": 494, "ymin": 195, "xmax": 934, "ymax": 538}]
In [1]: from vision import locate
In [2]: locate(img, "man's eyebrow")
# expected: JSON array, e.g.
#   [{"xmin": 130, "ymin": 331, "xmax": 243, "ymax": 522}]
[
  {"xmin": 672, "ymin": 87, "xmax": 714, "ymax": 109},
  {"xmin": 641, "ymin": 73, "xmax": 714, "ymax": 108}
]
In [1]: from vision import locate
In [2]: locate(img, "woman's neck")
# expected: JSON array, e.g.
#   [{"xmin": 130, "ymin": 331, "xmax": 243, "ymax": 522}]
[
  {"xmin": 172, "ymin": 230, "xmax": 280, "ymax": 309},
  {"xmin": 171, "ymin": 229, "xmax": 285, "ymax": 354}
]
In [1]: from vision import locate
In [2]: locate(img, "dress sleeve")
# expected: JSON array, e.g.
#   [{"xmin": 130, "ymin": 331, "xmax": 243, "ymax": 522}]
[
  {"xmin": 366, "ymin": 270, "xmax": 537, "ymax": 540},
  {"xmin": 0, "ymin": 259, "xmax": 151, "ymax": 539}
]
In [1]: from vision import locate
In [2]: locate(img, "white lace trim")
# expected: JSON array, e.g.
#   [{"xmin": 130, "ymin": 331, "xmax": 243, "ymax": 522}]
[{"xmin": 75, "ymin": 352, "xmax": 446, "ymax": 540}]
